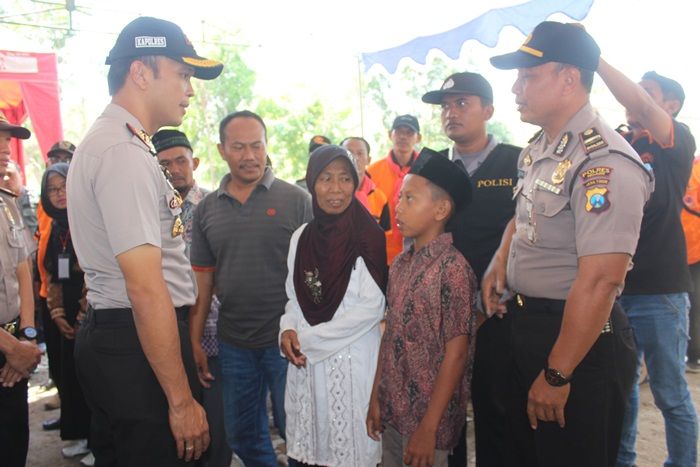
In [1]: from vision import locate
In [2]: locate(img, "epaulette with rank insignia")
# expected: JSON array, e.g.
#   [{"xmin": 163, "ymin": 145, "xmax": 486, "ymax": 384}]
[
  {"xmin": 580, "ymin": 127, "xmax": 608, "ymax": 155},
  {"xmin": 528, "ymin": 129, "xmax": 543, "ymax": 144},
  {"xmin": 126, "ymin": 123, "xmax": 157, "ymax": 156},
  {"xmin": 0, "ymin": 187, "xmax": 18, "ymax": 198}
]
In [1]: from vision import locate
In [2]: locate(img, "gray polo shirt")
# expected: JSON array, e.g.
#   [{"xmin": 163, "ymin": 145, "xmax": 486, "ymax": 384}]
[
  {"xmin": 190, "ymin": 169, "xmax": 312, "ymax": 349},
  {"xmin": 507, "ymin": 103, "xmax": 653, "ymax": 300},
  {"xmin": 0, "ymin": 190, "xmax": 28, "ymax": 323},
  {"xmin": 67, "ymin": 103, "xmax": 196, "ymax": 309}
]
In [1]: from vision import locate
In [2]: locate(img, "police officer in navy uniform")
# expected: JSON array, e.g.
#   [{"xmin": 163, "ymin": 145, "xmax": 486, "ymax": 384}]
[
  {"xmin": 422, "ymin": 72, "xmax": 520, "ymax": 467},
  {"xmin": 483, "ymin": 22, "xmax": 653, "ymax": 466},
  {"xmin": 67, "ymin": 17, "xmax": 222, "ymax": 466},
  {"xmin": 0, "ymin": 112, "xmax": 42, "ymax": 467}
]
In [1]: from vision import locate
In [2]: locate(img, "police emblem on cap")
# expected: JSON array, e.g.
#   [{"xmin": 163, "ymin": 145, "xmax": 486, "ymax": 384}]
[{"xmin": 442, "ymin": 78, "xmax": 455, "ymax": 90}]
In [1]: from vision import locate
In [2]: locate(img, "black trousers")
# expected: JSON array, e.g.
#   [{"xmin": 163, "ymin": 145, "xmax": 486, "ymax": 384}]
[
  {"xmin": 75, "ymin": 306, "xmax": 201, "ymax": 467},
  {"xmin": 505, "ymin": 299, "xmax": 636, "ymax": 467},
  {"xmin": 468, "ymin": 313, "xmax": 512, "ymax": 467},
  {"xmin": 0, "ymin": 353, "xmax": 29, "ymax": 467}
]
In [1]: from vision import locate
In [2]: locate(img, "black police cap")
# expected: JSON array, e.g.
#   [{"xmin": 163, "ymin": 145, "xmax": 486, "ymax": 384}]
[
  {"xmin": 422, "ymin": 72, "xmax": 494, "ymax": 105},
  {"xmin": 106, "ymin": 16, "xmax": 223, "ymax": 80},
  {"xmin": 490, "ymin": 21, "xmax": 600, "ymax": 72}
]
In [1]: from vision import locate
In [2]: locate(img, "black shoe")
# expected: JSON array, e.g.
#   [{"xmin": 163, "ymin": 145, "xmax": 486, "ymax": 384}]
[{"xmin": 42, "ymin": 417, "xmax": 60, "ymax": 431}]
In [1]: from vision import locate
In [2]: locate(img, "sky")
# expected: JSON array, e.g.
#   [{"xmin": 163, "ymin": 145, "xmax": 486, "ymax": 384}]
[{"xmin": 3, "ymin": 0, "xmax": 700, "ymax": 187}]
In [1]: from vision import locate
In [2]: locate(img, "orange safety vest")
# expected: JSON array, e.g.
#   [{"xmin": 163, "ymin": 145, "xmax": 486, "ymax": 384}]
[
  {"xmin": 366, "ymin": 150, "xmax": 418, "ymax": 265},
  {"xmin": 682, "ymin": 157, "xmax": 700, "ymax": 265},
  {"xmin": 355, "ymin": 175, "xmax": 389, "ymax": 228},
  {"xmin": 35, "ymin": 201, "xmax": 52, "ymax": 298}
]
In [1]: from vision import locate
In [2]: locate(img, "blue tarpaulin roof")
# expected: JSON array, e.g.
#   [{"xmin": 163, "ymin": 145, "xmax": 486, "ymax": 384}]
[{"xmin": 360, "ymin": 0, "xmax": 594, "ymax": 73}]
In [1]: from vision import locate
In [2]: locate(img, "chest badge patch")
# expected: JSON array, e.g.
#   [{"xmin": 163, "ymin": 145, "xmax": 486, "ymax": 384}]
[
  {"xmin": 523, "ymin": 151, "xmax": 532, "ymax": 166},
  {"xmin": 585, "ymin": 187, "xmax": 610, "ymax": 213},
  {"xmin": 171, "ymin": 216, "xmax": 184, "ymax": 238},
  {"xmin": 551, "ymin": 159, "xmax": 572, "ymax": 185}
]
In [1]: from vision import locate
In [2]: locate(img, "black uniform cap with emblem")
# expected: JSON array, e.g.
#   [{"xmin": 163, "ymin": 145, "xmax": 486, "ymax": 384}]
[
  {"xmin": 106, "ymin": 16, "xmax": 223, "ymax": 80},
  {"xmin": 0, "ymin": 111, "xmax": 31, "ymax": 140},
  {"xmin": 409, "ymin": 147, "xmax": 472, "ymax": 212},
  {"xmin": 490, "ymin": 21, "xmax": 600, "ymax": 72},
  {"xmin": 152, "ymin": 129, "xmax": 192, "ymax": 153},
  {"xmin": 422, "ymin": 72, "xmax": 494, "ymax": 105}
]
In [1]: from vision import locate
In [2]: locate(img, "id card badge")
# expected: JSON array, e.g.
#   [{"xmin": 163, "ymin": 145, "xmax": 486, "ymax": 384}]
[{"xmin": 58, "ymin": 253, "xmax": 70, "ymax": 279}]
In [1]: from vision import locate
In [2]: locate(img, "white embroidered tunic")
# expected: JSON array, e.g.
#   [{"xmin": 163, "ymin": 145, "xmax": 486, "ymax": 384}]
[{"xmin": 280, "ymin": 224, "xmax": 385, "ymax": 466}]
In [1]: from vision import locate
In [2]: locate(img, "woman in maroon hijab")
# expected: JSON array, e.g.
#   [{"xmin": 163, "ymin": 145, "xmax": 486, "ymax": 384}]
[{"xmin": 280, "ymin": 145, "xmax": 387, "ymax": 466}]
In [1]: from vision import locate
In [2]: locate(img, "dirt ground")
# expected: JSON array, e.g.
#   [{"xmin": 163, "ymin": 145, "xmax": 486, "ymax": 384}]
[{"xmin": 25, "ymin": 355, "xmax": 700, "ymax": 467}]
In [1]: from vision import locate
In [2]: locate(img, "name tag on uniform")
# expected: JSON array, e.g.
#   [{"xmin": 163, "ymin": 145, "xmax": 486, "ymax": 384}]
[
  {"xmin": 58, "ymin": 253, "xmax": 70, "ymax": 279},
  {"xmin": 535, "ymin": 178, "xmax": 562, "ymax": 195}
]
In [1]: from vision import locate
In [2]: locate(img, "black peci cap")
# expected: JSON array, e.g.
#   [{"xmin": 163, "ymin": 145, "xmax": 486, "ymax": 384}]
[
  {"xmin": 152, "ymin": 129, "xmax": 192, "ymax": 153},
  {"xmin": 422, "ymin": 72, "xmax": 494, "ymax": 104},
  {"xmin": 409, "ymin": 147, "xmax": 471, "ymax": 211},
  {"xmin": 490, "ymin": 21, "xmax": 600, "ymax": 72},
  {"xmin": 106, "ymin": 16, "xmax": 223, "ymax": 80},
  {"xmin": 391, "ymin": 114, "xmax": 420, "ymax": 133}
]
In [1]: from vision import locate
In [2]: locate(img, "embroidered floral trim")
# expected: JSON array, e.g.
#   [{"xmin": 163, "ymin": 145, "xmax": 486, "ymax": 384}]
[{"xmin": 304, "ymin": 268, "xmax": 323, "ymax": 304}]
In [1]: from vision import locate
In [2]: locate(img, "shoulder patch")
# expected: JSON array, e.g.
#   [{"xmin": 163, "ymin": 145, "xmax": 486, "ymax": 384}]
[
  {"xmin": 615, "ymin": 123, "xmax": 631, "ymax": 136},
  {"xmin": 580, "ymin": 127, "xmax": 608, "ymax": 155},
  {"xmin": 585, "ymin": 187, "xmax": 611, "ymax": 213},
  {"xmin": 580, "ymin": 166, "xmax": 612, "ymax": 180}
]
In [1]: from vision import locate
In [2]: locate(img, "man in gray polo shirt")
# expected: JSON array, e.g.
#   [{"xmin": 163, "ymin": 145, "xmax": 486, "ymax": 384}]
[
  {"xmin": 191, "ymin": 110, "xmax": 311, "ymax": 466},
  {"xmin": 67, "ymin": 16, "xmax": 222, "ymax": 466}
]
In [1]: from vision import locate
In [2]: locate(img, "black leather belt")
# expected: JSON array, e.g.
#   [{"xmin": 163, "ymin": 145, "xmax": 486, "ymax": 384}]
[
  {"xmin": 511, "ymin": 293, "xmax": 612, "ymax": 334},
  {"xmin": 89, "ymin": 306, "xmax": 191, "ymax": 324}
]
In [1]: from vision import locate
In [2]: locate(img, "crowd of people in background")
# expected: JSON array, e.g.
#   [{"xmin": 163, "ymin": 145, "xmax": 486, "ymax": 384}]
[{"xmin": 0, "ymin": 14, "xmax": 698, "ymax": 467}]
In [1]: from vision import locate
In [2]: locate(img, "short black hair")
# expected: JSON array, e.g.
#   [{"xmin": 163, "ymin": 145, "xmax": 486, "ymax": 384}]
[
  {"xmin": 340, "ymin": 136, "xmax": 371, "ymax": 156},
  {"xmin": 107, "ymin": 55, "xmax": 159, "ymax": 96},
  {"xmin": 219, "ymin": 110, "xmax": 268, "ymax": 144},
  {"xmin": 555, "ymin": 62, "xmax": 594, "ymax": 93}
]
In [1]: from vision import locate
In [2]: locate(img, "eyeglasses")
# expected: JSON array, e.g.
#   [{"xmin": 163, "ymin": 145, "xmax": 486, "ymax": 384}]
[{"xmin": 46, "ymin": 185, "xmax": 66, "ymax": 197}]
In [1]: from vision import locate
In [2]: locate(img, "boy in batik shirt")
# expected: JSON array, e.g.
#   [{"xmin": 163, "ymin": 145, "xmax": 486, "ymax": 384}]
[{"xmin": 367, "ymin": 148, "xmax": 477, "ymax": 467}]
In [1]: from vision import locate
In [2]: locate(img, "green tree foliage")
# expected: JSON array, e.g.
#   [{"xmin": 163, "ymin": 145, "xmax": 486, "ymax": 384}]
[{"xmin": 180, "ymin": 43, "xmax": 256, "ymax": 187}]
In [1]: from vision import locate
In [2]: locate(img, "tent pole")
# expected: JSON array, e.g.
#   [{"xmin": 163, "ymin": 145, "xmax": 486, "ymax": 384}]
[{"xmin": 357, "ymin": 55, "xmax": 365, "ymax": 137}]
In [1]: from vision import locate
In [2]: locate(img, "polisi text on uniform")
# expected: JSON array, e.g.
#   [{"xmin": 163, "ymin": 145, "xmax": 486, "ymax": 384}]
[{"xmin": 477, "ymin": 178, "xmax": 513, "ymax": 188}]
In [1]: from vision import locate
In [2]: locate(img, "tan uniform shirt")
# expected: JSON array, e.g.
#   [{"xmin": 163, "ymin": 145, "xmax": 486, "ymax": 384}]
[
  {"xmin": 67, "ymin": 104, "xmax": 196, "ymax": 309},
  {"xmin": 507, "ymin": 103, "xmax": 654, "ymax": 300},
  {"xmin": 0, "ymin": 189, "xmax": 29, "ymax": 323}
]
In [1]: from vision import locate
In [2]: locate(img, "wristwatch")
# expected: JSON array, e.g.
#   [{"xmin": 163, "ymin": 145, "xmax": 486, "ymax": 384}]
[
  {"xmin": 18, "ymin": 326, "xmax": 38, "ymax": 340},
  {"xmin": 544, "ymin": 365, "xmax": 571, "ymax": 387}
]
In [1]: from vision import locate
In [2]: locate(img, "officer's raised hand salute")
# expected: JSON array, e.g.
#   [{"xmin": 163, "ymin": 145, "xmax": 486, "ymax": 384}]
[{"xmin": 484, "ymin": 21, "xmax": 653, "ymax": 467}]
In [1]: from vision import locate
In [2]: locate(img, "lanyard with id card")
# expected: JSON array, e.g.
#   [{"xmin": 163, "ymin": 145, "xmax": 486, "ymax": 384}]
[{"xmin": 58, "ymin": 231, "xmax": 71, "ymax": 280}]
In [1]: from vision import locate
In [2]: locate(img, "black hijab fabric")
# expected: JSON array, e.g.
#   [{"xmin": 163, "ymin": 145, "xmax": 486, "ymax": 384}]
[{"xmin": 293, "ymin": 145, "xmax": 387, "ymax": 326}]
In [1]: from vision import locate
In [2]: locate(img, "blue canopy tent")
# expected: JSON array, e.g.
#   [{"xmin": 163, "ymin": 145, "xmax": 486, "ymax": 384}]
[{"xmin": 360, "ymin": 0, "xmax": 594, "ymax": 74}]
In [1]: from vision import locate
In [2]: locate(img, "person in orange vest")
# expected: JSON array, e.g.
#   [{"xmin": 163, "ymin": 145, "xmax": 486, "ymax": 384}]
[
  {"xmin": 366, "ymin": 115, "xmax": 422, "ymax": 264},
  {"xmin": 682, "ymin": 157, "xmax": 700, "ymax": 373},
  {"xmin": 341, "ymin": 136, "xmax": 390, "ymax": 231}
]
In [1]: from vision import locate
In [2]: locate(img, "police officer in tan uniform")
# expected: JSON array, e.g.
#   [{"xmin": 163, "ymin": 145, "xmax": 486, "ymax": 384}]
[
  {"xmin": 482, "ymin": 22, "xmax": 654, "ymax": 467},
  {"xmin": 0, "ymin": 112, "xmax": 42, "ymax": 467},
  {"xmin": 66, "ymin": 17, "xmax": 222, "ymax": 466}
]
